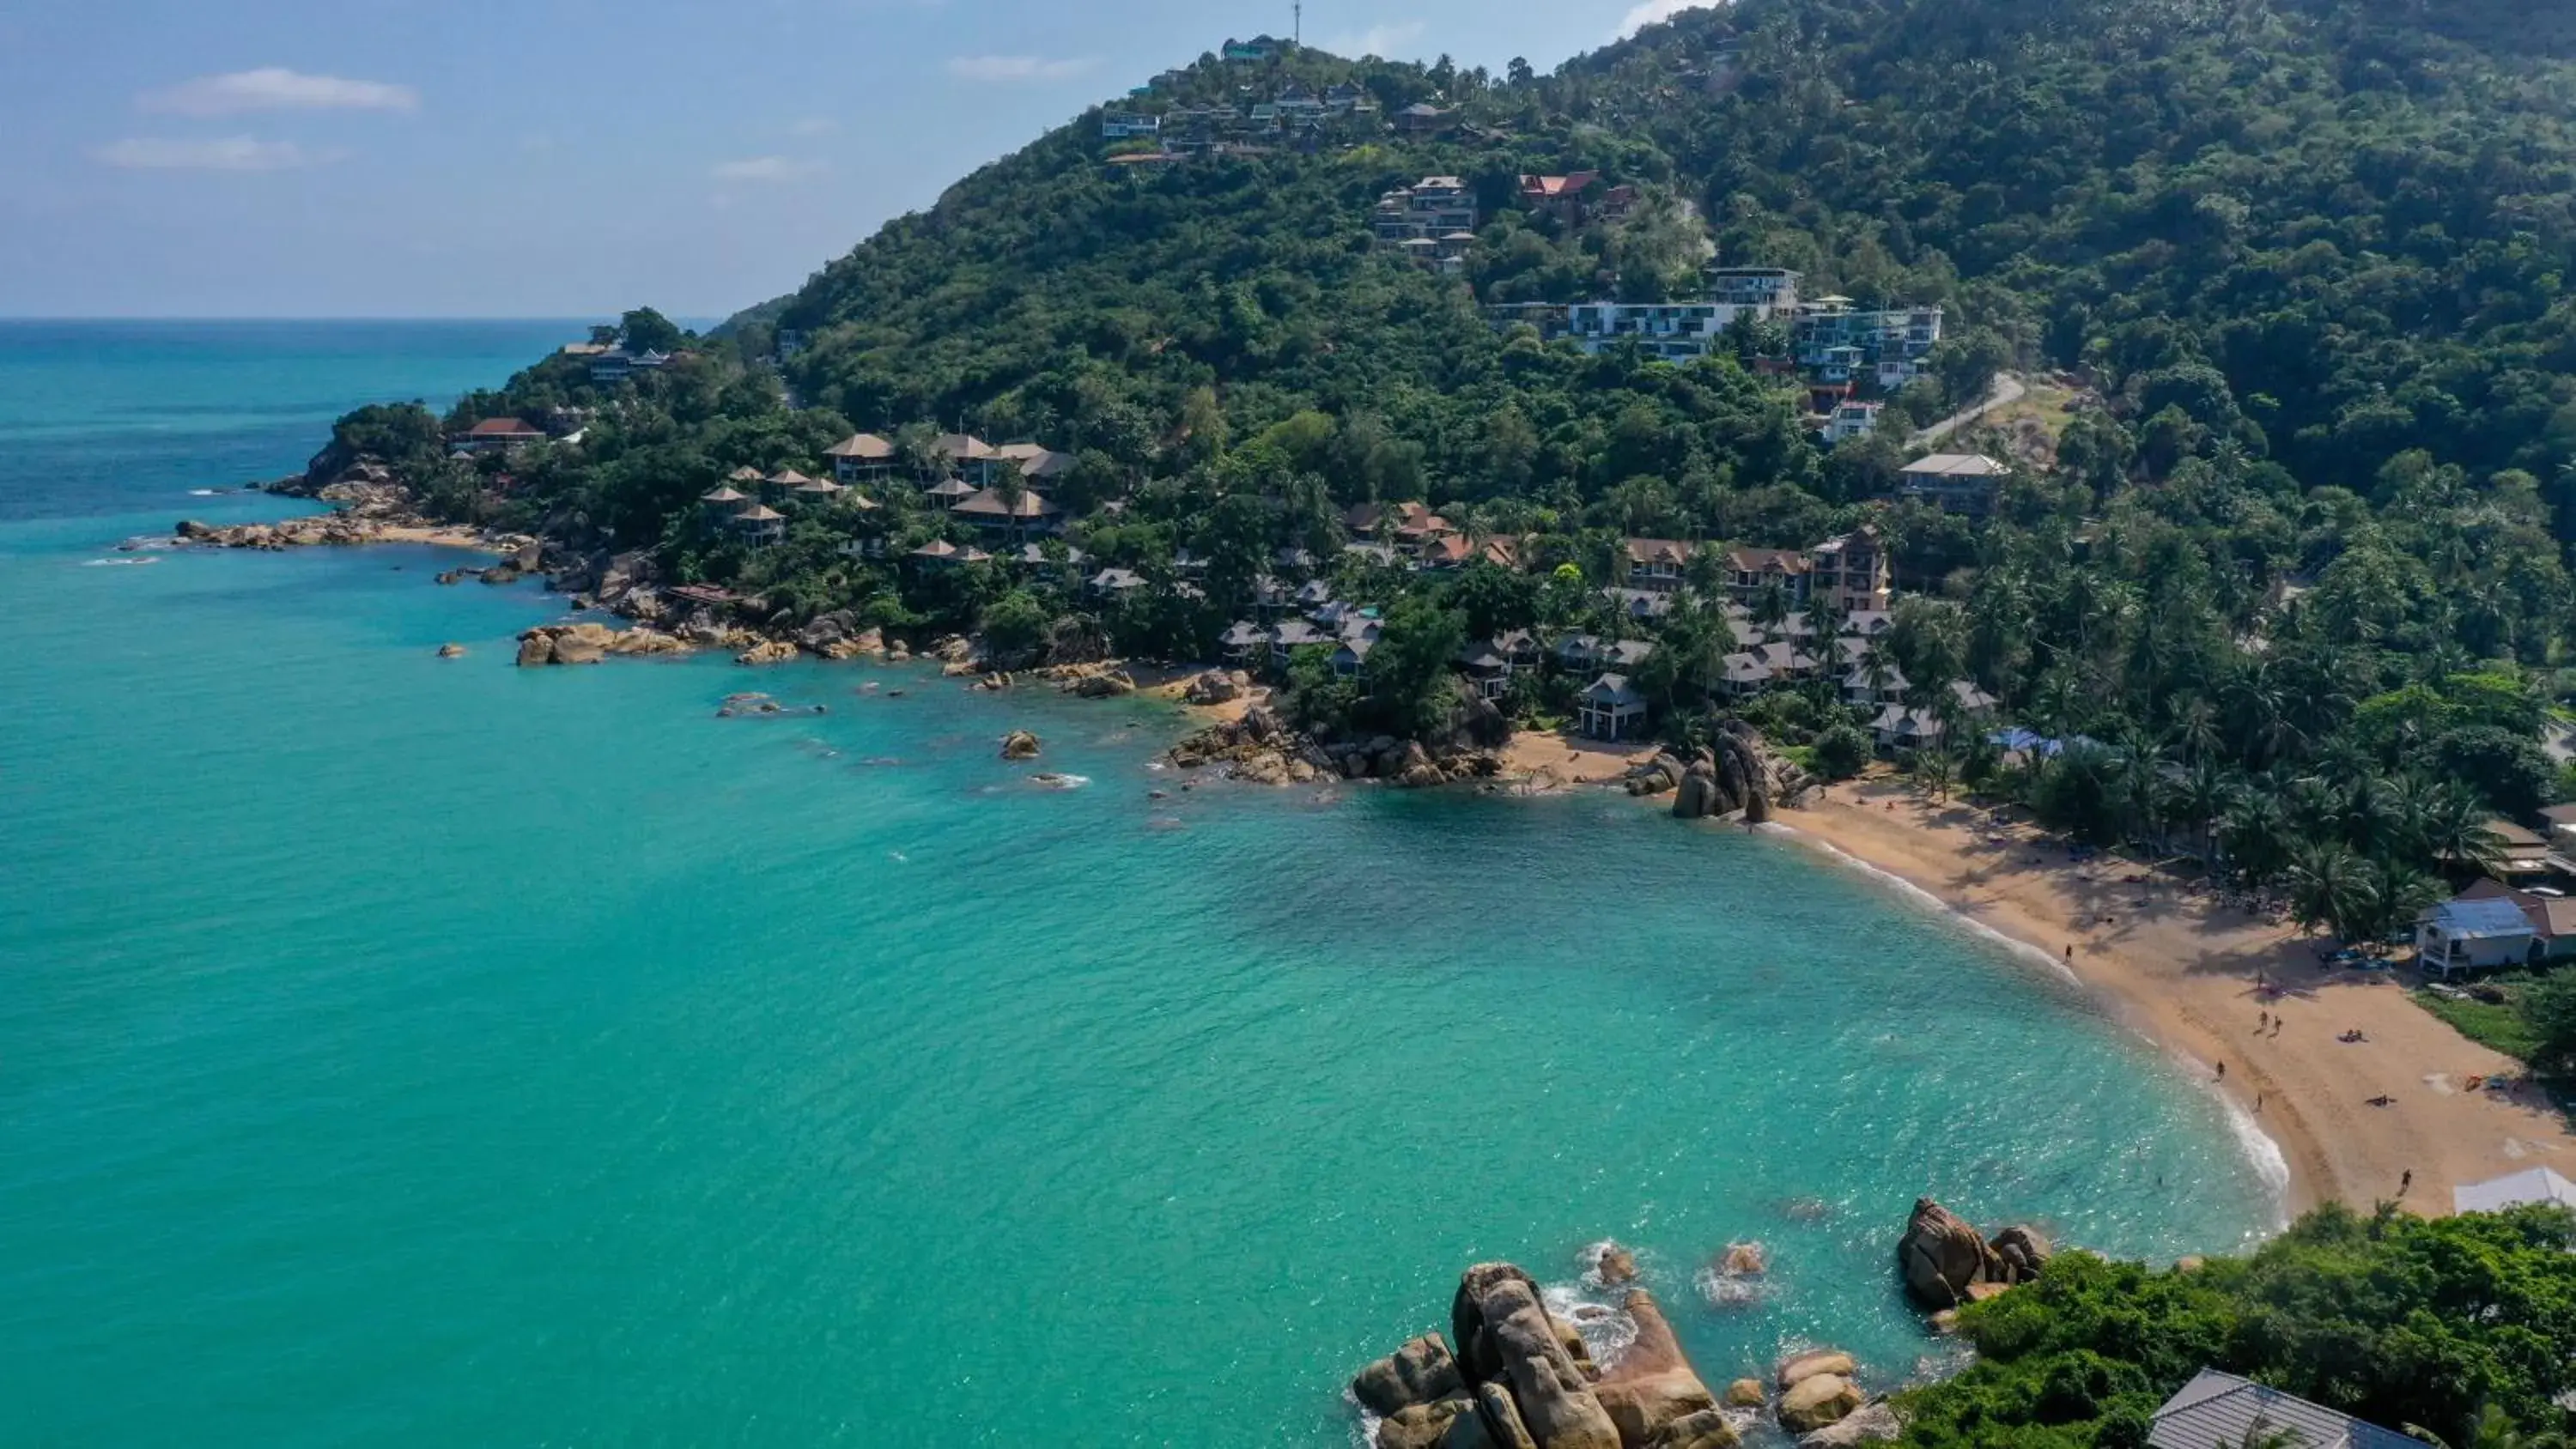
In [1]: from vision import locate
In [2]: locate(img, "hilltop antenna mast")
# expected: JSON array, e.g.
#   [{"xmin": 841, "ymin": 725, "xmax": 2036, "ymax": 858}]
[{"xmin": 1294, "ymin": 1, "xmax": 1302, "ymax": 45}]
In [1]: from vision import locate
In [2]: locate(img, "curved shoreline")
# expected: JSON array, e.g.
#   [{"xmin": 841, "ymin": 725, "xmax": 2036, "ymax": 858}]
[
  {"xmin": 1765, "ymin": 822, "xmax": 2297, "ymax": 1226},
  {"xmin": 1765, "ymin": 779, "xmax": 2576, "ymax": 1217}
]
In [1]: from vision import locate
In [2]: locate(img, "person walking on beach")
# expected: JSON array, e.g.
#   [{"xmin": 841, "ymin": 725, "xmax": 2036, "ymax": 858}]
[
  {"xmin": 2215, "ymin": 1061, "xmax": 2226, "ymax": 1081},
  {"xmin": 2401, "ymin": 1169, "xmax": 2413, "ymax": 1194},
  {"xmin": 2258, "ymin": 1009, "xmax": 2269, "ymax": 1034}
]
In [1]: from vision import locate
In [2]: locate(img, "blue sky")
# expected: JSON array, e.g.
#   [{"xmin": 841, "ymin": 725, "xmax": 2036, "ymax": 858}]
[{"xmin": 0, "ymin": 0, "xmax": 1712, "ymax": 318}]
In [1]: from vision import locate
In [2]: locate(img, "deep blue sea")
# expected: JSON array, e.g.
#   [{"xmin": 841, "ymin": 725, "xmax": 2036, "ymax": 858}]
[{"xmin": 0, "ymin": 321, "xmax": 2281, "ymax": 1446}]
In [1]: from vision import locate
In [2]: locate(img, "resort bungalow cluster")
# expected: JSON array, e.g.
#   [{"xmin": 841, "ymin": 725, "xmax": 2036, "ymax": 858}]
[
  {"xmin": 1100, "ymin": 58, "xmax": 1386, "ymax": 165},
  {"xmin": 1371, "ymin": 177, "xmax": 1481, "ymax": 273},
  {"xmin": 693, "ymin": 430, "xmax": 1081, "ymax": 554},
  {"xmin": 1484, "ymin": 265, "xmax": 1946, "ymax": 441},
  {"xmin": 1206, "ymin": 517, "xmax": 1988, "ymax": 749}
]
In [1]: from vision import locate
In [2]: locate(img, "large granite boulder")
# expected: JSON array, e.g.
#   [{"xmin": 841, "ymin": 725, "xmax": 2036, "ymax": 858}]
[
  {"xmin": 514, "ymin": 632, "xmax": 555, "ymax": 667},
  {"xmin": 1778, "ymin": 1375, "xmax": 1863, "ymax": 1434},
  {"xmin": 1380, "ymin": 1398, "xmax": 1473, "ymax": 1449},
  {"xmin": 1777, "ymin": 1352, "xmax": 1854, "ymax": 1392},
  {"xmin": 1722, "ymin": 1380, "xmax": 1765, "ymax": 1409},
  {"xmin": 1461, "ymin": 1383, "xmax": 1539, "ymax": 1449},
  {"xmin": 1796, "ymin": 1400, "xmax": 1901, "ymax": 1448},
  {"xmin": 1074, "ymin": 670, "xmax": 1137, "ymax": 699},
  {"xmin": 1456, "ymin": 1270, "xmax": 1619, "ymax": 1449},
  {"xmin": 1000, "ymin": 731, "xmax": 1042, "ymax": 761},
  {"xmin": 1183, "ymin": 669, "xmax": 1243, "ymax": 706},
  {"xmin": 1673, "ymin": 767, "xmax": 1720, "ymax": 820},
  {"xmin": 1991, "ymin": 1226, "xmax": 2053, "ymax": 1284},
  {"xmin": 1647, "ymin": 1408, "xmax": 1743, "ymax": 1449},
  {"xmin": 1898, "ymin": 1199, "xmax": 1999, "ymax": 1307},
  {"xmin": 1356, "ymin": 1335, "xmax": 1466, "ymax": 1417},
  {"xmin": 548, "ymin": 623, "xmax": 614, "ymax": 665},
  {"xmin": 1593, "ymin": 1290, "xmax": 1718, "ymax": 1446},
  {"xmin": 736, "ymin": 639, "xmax": 799, "ymax": 665},
  {"xmin": 1451, "ymin": 1264, "xmax": 1541, "ymax": 1384}
]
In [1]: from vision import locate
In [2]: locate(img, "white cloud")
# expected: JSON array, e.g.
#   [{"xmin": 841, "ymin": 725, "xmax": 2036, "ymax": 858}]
[
  {"xmin": 1616, "ymin": 0, "xmax": 1722, "ymax": 39},
  {"xmin": 91, "ymin": 136, "xmax": 337, "ymax": 172},
  {"xmin": 711, "ymin": 156, "xmax": 827, "ymax": 182},
  {"xmin": 945, "ymin": 54, "xmax": 1099, "ymax": 82},
  {"xmin": 787, "ymin": 116, "xmax": 838, "ymax": 137},
  {"xmin": 1325, "ymin": 21, "xmax": 1427, "ymax": 58},
  {"xmin": 140, "ymin": 68, "xmax": 419, "ymax": 117}
]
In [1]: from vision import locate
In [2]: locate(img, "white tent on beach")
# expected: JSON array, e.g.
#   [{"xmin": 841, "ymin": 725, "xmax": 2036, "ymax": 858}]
[{"xmin": 2453, "ymin": 1167, "xmax": 2576, "ymax": 1216}]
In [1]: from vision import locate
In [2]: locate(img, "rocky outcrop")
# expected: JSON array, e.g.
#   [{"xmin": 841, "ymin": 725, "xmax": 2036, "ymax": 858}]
[
  {"xmin": 1722, "ymin": 1380, "xmax": 1765, "ymax": 1410},
  {"xmin": 1380, "ymin": 1399, "xmax": 1473, "ymax": 1449},
  {"xmin": 1991, "ymin": 1226, "xmax": 2053, "ymax": 1282},
  {"xmin": 1073, "ymin": 670, "xmax": 1137, "ymax": 699},
  {"xmin": 1354, "ymin": 1335, "xmax": 1466, "ymax": 1417},
  {"xmin": 735, "ymin": 640, "xmax": 799, "ymax": 666},
  {"xmin": 1442, "ymin": 1264, "xmax": 1619, "ymax": 1449},
  {"xmin": 1896, "ymin": 1200, "xmax": 2052, "ymax": 1307},
  {"xmin": 1182, "ymin": 669, "xmax": 1248, "ymax": 706},
  {"xmin": 1662, "ymin": 726, "xmax": 1800, "ymax": 821},
  {"xmin": 1896, "ymin": 1200, "xmax": 1999, "ymax": 1308},
  {"xmin": 1000, "ymin": 731, "xmax": 1042, "ymax": 761},
  {"xmin": 1593, "ymin": 1290, "xmax": 1718, "ymax": 1447}
]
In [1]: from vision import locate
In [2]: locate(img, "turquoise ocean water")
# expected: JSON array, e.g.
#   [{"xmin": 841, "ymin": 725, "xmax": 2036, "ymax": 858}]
[{"xmin": 0, "ymin": 323, "xmax": 2281, "ymax": 1446}]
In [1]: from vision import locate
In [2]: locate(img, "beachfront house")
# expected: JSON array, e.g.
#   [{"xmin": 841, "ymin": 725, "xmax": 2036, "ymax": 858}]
[
  {"xmin": 1457, "ymin": 640, "xmax": 1514, "ymax": 700},
  {"xmin": 1577, "ymin": 675, "xmax": 1649, "ymax": 742},
  {"xmin": 2452, "ymin": 1167, "xmax": 2576, "ymax": 1216},
  {"xmin": 2415, "ymin": 896, "xmax": 2537, "ymax": 976},
  {"xmin": 2147, "ymin": 1370, "xmax": 2423, "ymax": 1449},
  {"xmin": 2451, "ymin": 879, "xmax": 2576, "ymax": 963}
]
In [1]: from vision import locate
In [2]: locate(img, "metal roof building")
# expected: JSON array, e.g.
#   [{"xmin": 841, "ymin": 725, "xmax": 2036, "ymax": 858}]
[{"xmin": 2148, "ymin": 1371, "xmax": 2422, "ymax": 1449}]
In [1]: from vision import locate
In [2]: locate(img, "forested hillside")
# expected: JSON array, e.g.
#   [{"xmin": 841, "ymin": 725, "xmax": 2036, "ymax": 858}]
[{"xmin": 338, "ymin": 0, "xmax": 2576, "ymax": 948}]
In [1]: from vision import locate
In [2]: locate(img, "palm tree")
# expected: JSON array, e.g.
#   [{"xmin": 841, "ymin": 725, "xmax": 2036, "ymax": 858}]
[
  {"xmin": 2287, "ymin": 840, "xmax": 2376, "ymax": 943},
  {"xmin": 2220, "ymin": 789, "xmax": 2293, "ymax": 888},
  {"xmin": 2408, "ymin": 1404, "xmax": 2572, "ymax": 1449},
  {"xmin": 1911, "ymin": 748, "xmax": 1959, "ymax": 802},
  {"xmin": 2170, "ymin": 694, "xmax": 2223, "ymax": 765},
  {"xmin": 1753, "ymin": 579, "xmax": 1793, "ymax": 640},
  {"xmin": 2423, "ymin": 785, "xmax": 2508, "ymax": 880},
  {"xmin": 2167, "ymin": 759, "xmax": 2238, "ymax": 868}
]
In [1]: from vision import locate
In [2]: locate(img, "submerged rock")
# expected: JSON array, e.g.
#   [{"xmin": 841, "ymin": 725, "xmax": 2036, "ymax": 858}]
[
  {"xmin": 1000, "ymin": 731, "xmax": 1042, "ymax": 761},
  {"xmin": 435, "ymin": 643, "xmax": 466, "ymax": 658},
  {"xmin": 1777, "ymin": 1351, "xmax": 1855, "ymax": 1392}
]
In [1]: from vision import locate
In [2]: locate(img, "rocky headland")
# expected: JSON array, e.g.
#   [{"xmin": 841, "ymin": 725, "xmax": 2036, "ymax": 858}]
[{"xmin": 1350, "ymin": 1200, "xmax": 2051, "ymax": 1449}]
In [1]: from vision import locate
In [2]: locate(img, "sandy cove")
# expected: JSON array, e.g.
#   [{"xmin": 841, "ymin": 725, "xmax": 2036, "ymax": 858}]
[{"xmin": 1775, "ymin": 776, "xmax": 2576, "ymax": 1216}]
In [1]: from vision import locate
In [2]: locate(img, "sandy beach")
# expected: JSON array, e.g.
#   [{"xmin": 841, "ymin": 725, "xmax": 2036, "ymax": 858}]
[
  {"xmin": 1775, "ymin": 775, "xmax": 2576, "ymax": 1216},
  {"xmin": 375, "ymin": 522, "xmax": 504, "ymax": 552}
]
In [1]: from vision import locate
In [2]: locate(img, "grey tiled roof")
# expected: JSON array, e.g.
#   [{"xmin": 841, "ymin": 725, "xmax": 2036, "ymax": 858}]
[{"xmin": 2149, "ymin": 1372, "xmax": 2423, "ymax": 1449}]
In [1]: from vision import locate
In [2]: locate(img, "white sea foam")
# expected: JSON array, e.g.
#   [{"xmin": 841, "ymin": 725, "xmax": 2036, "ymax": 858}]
[
  {"xmin": 1029, "ymin": 773, "xmax": 1091, "ymax": 791},
  {"xmin": 82, "ymin": 556, "xmax": 161, "ymax": 567},
  {"xmin": 1764, "ymin": 822, "xmax": 2082, "ymax": 987},
  {"xmin": 1540, "ymin": 1274, "xmax": 1638, "ymax": 1368}
]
